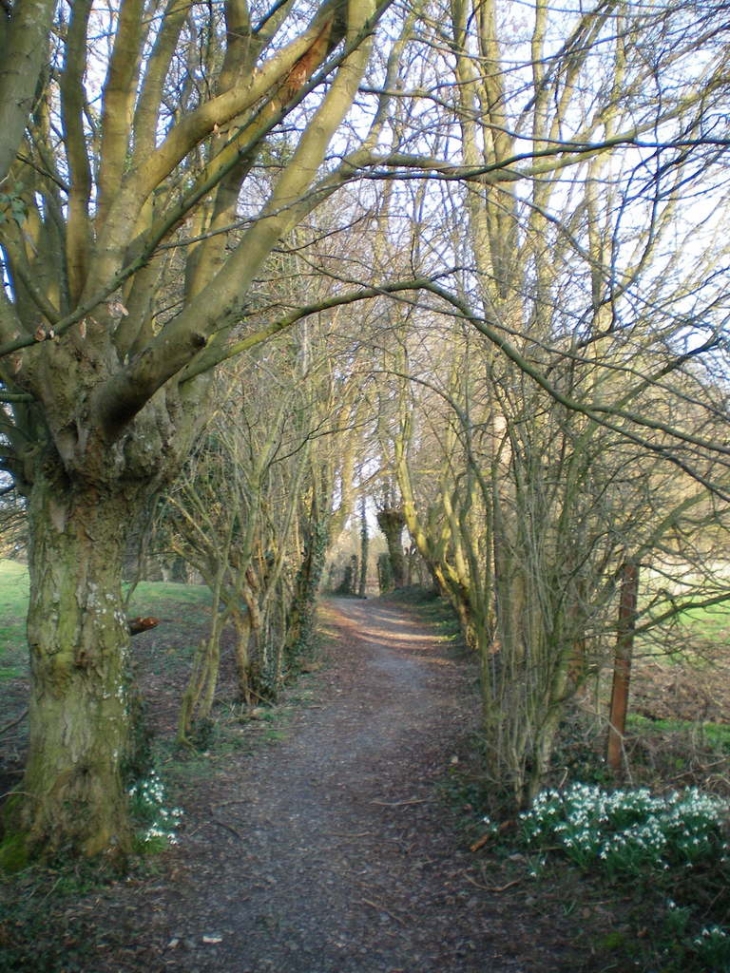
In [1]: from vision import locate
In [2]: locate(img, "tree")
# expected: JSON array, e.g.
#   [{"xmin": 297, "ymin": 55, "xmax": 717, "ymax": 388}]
[
  {"xmin": 435, "ymin": 0, "xmax": 730, "ymax": 802},
  {"xmin": 0, "ymin": 0, "xmax": 395, "ymax": 864},
  {"xmin": 167, "ymin": 311, "xmax": 366, "ymax": 730},
  {"xmin": 376, "ymin": 503, "xmax": 407, "ymax": 589},
  {"xmin": 166, "ymin": 362, "xmax": 313, "ymax": 732},
  {"xmin": 357, "ymin": 0, "xmax": 730, "ymax": 805}
]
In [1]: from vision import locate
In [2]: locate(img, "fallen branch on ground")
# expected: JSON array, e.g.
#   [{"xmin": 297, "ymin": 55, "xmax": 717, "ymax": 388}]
[{"xmin": 360, "ymin": 897, "xmax": 408, "ymax": 926}]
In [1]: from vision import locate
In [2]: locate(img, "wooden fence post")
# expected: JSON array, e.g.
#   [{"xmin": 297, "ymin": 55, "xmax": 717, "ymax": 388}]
[{"xmin": 607, "ymin": 560, "xmax": 639, "ymax": 773}]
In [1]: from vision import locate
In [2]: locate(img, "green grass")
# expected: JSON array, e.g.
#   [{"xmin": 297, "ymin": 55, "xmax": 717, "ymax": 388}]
[
  {"xmin": 628, "ymin": 713, "xmax": 730, "ymax": 751},
  {"xmin": 0, "ymin": 559, "xmax": 212, "ymax": 678},
  {"xmin": 0, "ymin": 560, "xmax": 30, "ymax": 677},
  {"xmin": 383, "ymin": 585, "xmax": 464, "ymax": 643},
  {"xmin": 124, "ymin": 578, "xmax": 211, "ymax": 613},
  {"xmin": 0, "ymin": 559, "xmax": 30, "ymax": 612},
  {"xmin": 0, "ymin": 558, "xmax": 212, "ymax": 610},
  {"xmin": 675, "ymin": 601, "xmax": 730, "ymax": 640}
]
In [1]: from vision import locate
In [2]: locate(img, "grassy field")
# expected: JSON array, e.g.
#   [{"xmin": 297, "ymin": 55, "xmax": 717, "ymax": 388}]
[
  {"xmin": 678, "ymin": 601, "xmax": 730, "ymax": 640},
  {"xmin": 0, "ymin": 561, "xmax": 30, "ymax": 681},
  {"xmin": 0, "ymin": 560, "xmax": 216, "ymax": 688},
  {"xmin": 0, "ymin": 559, "xmax": 212, "ymax": 667},
  {"xmin": 628, "ymin": 713, "xmax": 730, "ymax": 750}
]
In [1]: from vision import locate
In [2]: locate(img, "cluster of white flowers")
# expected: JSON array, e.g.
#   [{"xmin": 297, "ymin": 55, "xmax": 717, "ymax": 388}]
[
  {"xmin": 692, "ymin": 924, "xmax": 730, "ymax": 967},
  {"xmin": 695, "ymin": 925, "xmax": 728, "ymax": 944},
  {"xmin": 128, "ymin": 769, "xmax": 184, "ymax": 847},
  {"xmin": 520, "ymin": 782, "xmax": 729, "ymax": 875}
]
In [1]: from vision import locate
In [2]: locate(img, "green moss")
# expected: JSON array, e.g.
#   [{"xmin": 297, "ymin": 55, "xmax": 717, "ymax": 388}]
[
  {"xmin": 599, "ymin": 931, "xmax": 626, "ymax": 951},
  {"xmin": 0, "ymin": 832, "xmax": 29, "ymax": 874}
]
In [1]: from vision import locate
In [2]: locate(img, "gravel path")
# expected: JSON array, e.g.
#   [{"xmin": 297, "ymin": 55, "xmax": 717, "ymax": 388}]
[
  {"xmin": 31, "ymin": 597, "xmax": 594, "ymax": 972},
  {"xmin": 169, "ymin": 598, "xmax": 487, "ymax": 972}
]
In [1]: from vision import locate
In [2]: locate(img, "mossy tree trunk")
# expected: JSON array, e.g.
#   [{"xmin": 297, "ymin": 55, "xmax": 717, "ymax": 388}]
[
  {"xmin": 357, "ymin": 496, "xmax": 369, "ymax": 597},
  {"xmin": 286, "ymin": 515, "xmax": 329, "ymax": 663},
  {"xmin": 14, "ymin": 462, "xmax": 151, "ymax": 864},
  {"xmin": 376, "ymin": 507, "xmax": 407, "ymax": 589}
]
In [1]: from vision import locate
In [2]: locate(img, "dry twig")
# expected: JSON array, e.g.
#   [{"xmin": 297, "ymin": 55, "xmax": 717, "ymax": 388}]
[
  {"xmin": 360, "ymin": 897, "xmax": 408, "ymax": 926},
  {"xmin": 370, "ymin": 798, "xmax": 429, "ymax": 807},
  {"xmin": 0, "ymin": 707, "xmax": 28, "ymax": 736},
  {"xmin": 464, "ymin": 874, "xmax": 522, "ymax": 893}
]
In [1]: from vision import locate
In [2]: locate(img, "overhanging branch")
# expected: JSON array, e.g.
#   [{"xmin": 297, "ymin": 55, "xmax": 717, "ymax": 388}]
[{"xmin": 179, "ymin": 274, "xmax": 453, "ymax": 382}]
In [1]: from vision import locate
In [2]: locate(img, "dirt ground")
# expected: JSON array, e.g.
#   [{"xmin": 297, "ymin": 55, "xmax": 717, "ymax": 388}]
[{"xmin": 1, "ymin": 596, "xmax": 633, "ymax": 972}]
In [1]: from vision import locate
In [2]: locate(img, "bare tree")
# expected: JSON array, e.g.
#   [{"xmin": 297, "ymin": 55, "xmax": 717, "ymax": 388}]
[
  {"xmin": 0, "ymin": 0, "xmax": 396, "ymax": 864},
  {"xmin": 360, "ymin": 0, "xmax": 730, "ymax": 805}
]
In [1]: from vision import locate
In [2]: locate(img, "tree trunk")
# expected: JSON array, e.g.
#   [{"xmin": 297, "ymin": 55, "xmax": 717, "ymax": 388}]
[
  {"xmin": 376, "ymin": 508, "xmax": 407, "ymax": 589},
  {"xmin": 178, "ymin": 615, "xmax": 226, "ymax": 743},
  {"xmin": 377, "ymin": 552, "xmax": 394, "ymax": 594},
  {"xmin": 5, "ymin": 467, "xmax": 148, "ymax": 865},
  {"xmin": 358, "ymin": 498, "xmax": 369, "ymax": 598},
  {"xmin": 607, "ymin": 560, "xmax": 639, "ymax": 773},
  {"xmin": 0, "ymin": 0, "xmax": 56, "ymax": 183},
  {"xmin": 229, "ymin": 604, "xmax": 253, "ymax": 704},
  {"xmin": 286, "ymin": 519, "xmax": 329, "ymax": 662}
]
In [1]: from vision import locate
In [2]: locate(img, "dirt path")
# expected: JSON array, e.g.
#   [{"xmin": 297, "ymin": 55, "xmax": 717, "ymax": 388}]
[{"xmin": 11, "ymin": 598, "xmax": 598, "ymax": 972}]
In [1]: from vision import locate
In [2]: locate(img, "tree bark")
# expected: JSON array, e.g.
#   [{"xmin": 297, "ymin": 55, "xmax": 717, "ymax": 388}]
[
  {"xmin": 286, "ymin": 517, "xmax": 329, "ymax": 661},
  {"xmin": 7, "ymin": 464, "xmax": 149, "ymax": 864},
  {"xmin": 0, "ymin": 0, "xmax": 55, "ymax": 184},
  {"xmin": 376, "ymin": 507, "xmax": 407, "ymax": 589},
  {"xmin": 358, "ymin": 496, "xmax": 369, "ymax": 598}
]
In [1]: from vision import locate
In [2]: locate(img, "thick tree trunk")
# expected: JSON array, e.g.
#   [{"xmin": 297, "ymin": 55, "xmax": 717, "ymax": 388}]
[
  {"xmin": 4, "ymin": 466, "xmax": 148, "ymax": 866},
  {"xmin": 230, "ymin": 604, "xmax": 253, "ymax": 704}
]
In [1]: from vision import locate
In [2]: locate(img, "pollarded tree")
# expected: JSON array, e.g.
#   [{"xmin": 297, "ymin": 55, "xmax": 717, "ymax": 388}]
[
  {"xmin": 167, "ymin": 360, "xmax": 314, "ymax": 729},
  {"xmin": 167, "ymin": 306, "xmax": 369, "ymax": 729},
  {"xmin": 0, "ymin": 0, "xmax": 396, "ymax": 864},
  {"xmin": 375, "ymin": 497, "xmax": 407, "ymax": 590}
]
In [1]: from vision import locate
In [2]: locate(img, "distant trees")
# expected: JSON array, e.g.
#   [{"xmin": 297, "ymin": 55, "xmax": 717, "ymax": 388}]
[{"xmin": 164, "ymin": 319, "xmax": 365, "ymax": 735}]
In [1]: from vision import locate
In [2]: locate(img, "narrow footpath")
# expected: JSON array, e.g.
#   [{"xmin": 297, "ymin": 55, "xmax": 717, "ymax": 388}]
[{"xmin": 82, "ymin": 598, "xmax": 591, "ymax": 972}]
